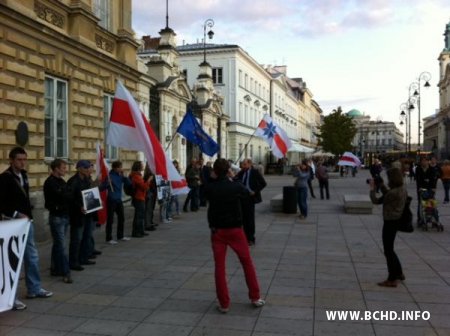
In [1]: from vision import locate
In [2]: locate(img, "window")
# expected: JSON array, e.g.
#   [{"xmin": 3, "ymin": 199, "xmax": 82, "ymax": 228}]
[
  {"xmin": 245, "ymin": 74, "xmax": 248, "ymax": 89},
  {"xmin": 250, "ymin": 144, "xmax": 253, "ymax": 159},
  {"xmin": 45, "ymin": 76, "xmax": 68, "ymax": 158},
  {"xmin": 239, "ymin": 70, "xmax": 242, "ymax": 87},
  {"xmin": 103, "ymin": 94, "xmax": 118, "ymax": 160},
  {"xmin": 212, "ymin": 67, "xmax": 223, "ymax": 84},
  {"xmin": 182, "ymin": 69, "xmax": 188, "ymax": 81},
  {"xmin": 93, "ymin": 0, "xmax": 111, "ymax": 30}
]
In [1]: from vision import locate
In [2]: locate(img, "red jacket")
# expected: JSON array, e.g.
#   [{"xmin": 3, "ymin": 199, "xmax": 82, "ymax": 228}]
[{"xmin": 129, "ymin": 171, "xmax": 149, "ymax": 201}]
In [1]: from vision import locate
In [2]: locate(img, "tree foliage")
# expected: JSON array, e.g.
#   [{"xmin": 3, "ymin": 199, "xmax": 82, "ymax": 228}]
[{"xmin": 315, "ymin": 107, "xmax": 357, "ymax": 157}]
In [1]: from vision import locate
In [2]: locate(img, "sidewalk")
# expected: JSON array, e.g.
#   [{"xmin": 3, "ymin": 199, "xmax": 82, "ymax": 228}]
[{"xmin": 1, "ymin": 170, "xmax": 450, "ymax": 335}]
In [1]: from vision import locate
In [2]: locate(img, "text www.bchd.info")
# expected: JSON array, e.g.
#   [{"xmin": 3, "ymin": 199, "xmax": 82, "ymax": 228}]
[{"xmin": 326, "ymin": 310, "xmax": 431, "ymax": 321}]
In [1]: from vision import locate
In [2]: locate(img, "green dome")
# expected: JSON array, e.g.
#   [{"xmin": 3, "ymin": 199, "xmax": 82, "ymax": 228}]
[{"xmin": 347, "ymin": 109, "xmax": 363, "ymax": 117}]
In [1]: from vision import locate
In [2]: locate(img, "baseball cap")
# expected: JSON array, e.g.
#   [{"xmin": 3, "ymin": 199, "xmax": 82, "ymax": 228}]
[{"xmin": 76, "ymin": 160, "xmax": 92, "ymax": 169}]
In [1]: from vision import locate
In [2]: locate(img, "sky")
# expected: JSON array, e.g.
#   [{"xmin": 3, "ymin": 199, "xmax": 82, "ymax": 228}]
[{"xmin": 132, "ymin": 0, "xmax": 450, "ymax": 143}]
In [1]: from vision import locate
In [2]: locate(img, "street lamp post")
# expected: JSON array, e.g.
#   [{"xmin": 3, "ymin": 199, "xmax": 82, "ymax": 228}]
[
  {"xmin": 202, "ymin": 19, "xmax": 214, "ymax": 64},
  {"xmin": 410, "ymin": 72, "xmax": 431, "ymax": 156}
]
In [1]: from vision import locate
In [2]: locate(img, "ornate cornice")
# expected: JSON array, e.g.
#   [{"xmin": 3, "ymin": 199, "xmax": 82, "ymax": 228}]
[
  {"xmin": 95, "ymin": 34, "xmax": 114, "ymax": 53},
  {"xmin": 34, "ymin": 0, "xmax": 64, "ymax": 28}
]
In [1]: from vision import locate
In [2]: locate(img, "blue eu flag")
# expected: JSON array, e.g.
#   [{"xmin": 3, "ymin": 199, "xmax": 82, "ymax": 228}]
[{"xmin": 177, "ymin": 109, "xmax": 220, "ymax": 156}]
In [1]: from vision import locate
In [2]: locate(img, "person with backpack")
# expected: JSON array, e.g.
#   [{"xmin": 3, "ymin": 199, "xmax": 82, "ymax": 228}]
[
  {"xmin": 105, "ymin": 161, "xmax": 132, "ymax": 244},
  {"xmin": 129, "ymin": 161, "xmax": 150, "ymax": 238}
]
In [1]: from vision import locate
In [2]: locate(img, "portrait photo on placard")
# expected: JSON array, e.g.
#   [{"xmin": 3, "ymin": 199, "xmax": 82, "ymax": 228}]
[{"xmin": 81, "ymin": 187, "xmax": 103, "ymax": 213}]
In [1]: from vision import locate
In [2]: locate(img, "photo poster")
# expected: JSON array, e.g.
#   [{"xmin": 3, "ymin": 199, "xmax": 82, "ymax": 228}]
[
  {"xmin": 81, "ymin": 187, "xmax": 103, "ymax": 214},
  {"xmin": 156, "ymin": 175, "xmax": 171, "ymax": 201}
]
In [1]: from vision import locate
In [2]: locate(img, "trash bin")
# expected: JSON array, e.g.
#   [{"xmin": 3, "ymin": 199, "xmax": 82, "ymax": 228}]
[{"xmin": 283, "ymin": 186, "xmax": 297, "ymax": 214}]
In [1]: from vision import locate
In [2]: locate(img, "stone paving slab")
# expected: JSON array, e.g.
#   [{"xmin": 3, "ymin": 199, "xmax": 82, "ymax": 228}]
[{"xmin": 1, "ymin": 170, "xmax": 450, "ymax": 335}]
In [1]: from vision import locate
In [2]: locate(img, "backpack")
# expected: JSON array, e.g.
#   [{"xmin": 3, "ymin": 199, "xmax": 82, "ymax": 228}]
[{"xmin": 123, "ymin": 181, "xmax": 136, "ymax": 197}]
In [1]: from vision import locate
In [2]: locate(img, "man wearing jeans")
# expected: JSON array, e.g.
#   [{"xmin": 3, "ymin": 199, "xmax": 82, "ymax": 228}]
[
  {"xmin": 204, "ymin": 158, "xmax": 265, "ymax": 313},
  {"xmin": 44, "ymin": 158, "xmax": 72, "ymax": 283},
  {"xmin": 0, "ymin": 147, "xmax": 53, "ymax": 310}
]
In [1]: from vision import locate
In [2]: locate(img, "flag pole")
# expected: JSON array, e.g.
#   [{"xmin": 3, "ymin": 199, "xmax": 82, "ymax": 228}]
[
  {"xmin": 235, "ymin": 128, "xmax": 258, "ymax": 165},
  {"xmin": 165, "ymin": 134, "xmax": 176, "ymax": 152}
]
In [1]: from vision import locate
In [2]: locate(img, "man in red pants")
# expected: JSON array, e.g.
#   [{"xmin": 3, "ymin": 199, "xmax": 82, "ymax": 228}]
[{"xmin": 204, "ymin": 158, "xmax": 265, "ymax": 313}]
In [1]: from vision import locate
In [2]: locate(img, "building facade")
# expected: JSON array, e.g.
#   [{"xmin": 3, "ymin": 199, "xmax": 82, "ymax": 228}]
[
  {"xmin": 0, "ymin": 0, "xmax": 140, "ymax": 239},
  {"xmin": 427, "ymin": 20, "xmax": 450, "ymax": 159}
]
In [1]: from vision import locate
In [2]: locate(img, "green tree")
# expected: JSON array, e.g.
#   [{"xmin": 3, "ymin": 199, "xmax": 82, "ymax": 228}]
[{"xmin": 315, "ymin": 107, "xmax": 357, "ymax": 156}]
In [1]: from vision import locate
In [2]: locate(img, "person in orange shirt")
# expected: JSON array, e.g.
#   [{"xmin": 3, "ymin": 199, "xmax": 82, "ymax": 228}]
[
  {"xmin": 129, "ymin": 161, "xmax": 150, "ymax": 237},
  {"xmin": 440, "ymin": 160, "xmax": 450, "ymax": 204}
]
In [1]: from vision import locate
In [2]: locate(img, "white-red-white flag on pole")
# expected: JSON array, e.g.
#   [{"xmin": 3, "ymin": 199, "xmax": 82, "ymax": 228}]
[
  {"xmin": 255, "ymin": 114, "xmax": 292, "ymax": 159},
  {"xmin": 106, "ymin": 80, "xmax": 189, "ymax": 195},
  {"xmin": 95, "ymin": 142, "xmax": 109, "ymax": 225}
]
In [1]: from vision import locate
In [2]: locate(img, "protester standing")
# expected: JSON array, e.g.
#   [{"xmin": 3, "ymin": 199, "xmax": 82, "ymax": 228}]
[
  {"xmin": 184, "ymin": 158, "xmax": 201, "ymax": 212},
  {"xmin": 204, "ymin": 158, "xmax": 265, "ymax": 313},
  {"xmin": 369, "ymin": 168, "xmax": 407, "ymax": 287},
  {"xmin": 293, "ymin": 160, "xmax": 311, "ymax": 219},
  {"xmin": 415, "ymin": 156, "xmax": 438, "ymax": 222},
  {"xmin": 235, "ymin": 158, "xmax": 267, "ymax": 245},
  {"xmin": 0, "ymin": 147, "xmax": 53, "ymax": 310},
  {"xmin": 67, "ymin": 160, "xmax": 97, "ymax": 270},
  {"xmin": 106, "ymin": 161, "xmax": 131, "ymax": 244},
  {"xmin": 130, "ymin": 161, "xmax": 150, "ymax": 237},
  {"xmin": 43, "ymin": 158, "xmax": 72, "ymax": 284}
]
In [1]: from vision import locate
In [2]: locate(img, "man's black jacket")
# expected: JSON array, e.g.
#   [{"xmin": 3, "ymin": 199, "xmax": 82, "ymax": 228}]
[{"xmin": 0, "ymin": 167, "xmax": 33, "ymax": 218}]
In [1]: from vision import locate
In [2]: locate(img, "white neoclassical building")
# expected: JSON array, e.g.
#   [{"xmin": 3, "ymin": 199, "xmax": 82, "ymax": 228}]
[{"xmin": 176, "ymin": 43, "xmax": 320, "ymax": 165}]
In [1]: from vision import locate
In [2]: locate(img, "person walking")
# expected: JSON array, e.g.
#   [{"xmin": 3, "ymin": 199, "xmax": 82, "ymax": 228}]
[
  {"xmin": 369, "ymin": 167, "xmax": 407, "ymax": 287},
  {"xmin": 315, "ymin": 161, "xmax": 330, "ymax": 200},
  {"xmin": 293, "ymin": 160, "xmax": 310, "ymax": 219},
  {"xmin": 0, "ymin": 147, "xmax": 53, "ymax": 310},
  {"xmin": 415, "ymin": 156, "xmax": 438, "ymax": 224},
  {"xmin": 43, "ymin": 158, "xmax": 72, "ymax": 284},
  {"xmin": 105, "ymin": 161, "xmax": 131, "ymax": 244},
  {"xmin": 235, "ymin": 158, "xmax": 267, "ymax": 245},
  {"xmin": 204, "ymin": 158, "xmax": 265, "ymax": 313}
]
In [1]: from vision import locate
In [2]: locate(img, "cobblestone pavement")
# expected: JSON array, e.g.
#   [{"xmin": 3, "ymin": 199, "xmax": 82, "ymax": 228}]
[{"xmin": 1, "ymin": 169, "xmax": 450, "ymax": 335}]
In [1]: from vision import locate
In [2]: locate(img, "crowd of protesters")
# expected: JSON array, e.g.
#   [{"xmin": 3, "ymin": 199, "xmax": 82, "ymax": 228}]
[{"xmin": 4, "ymin": 144, "xmax": 450, "ymax": 314}]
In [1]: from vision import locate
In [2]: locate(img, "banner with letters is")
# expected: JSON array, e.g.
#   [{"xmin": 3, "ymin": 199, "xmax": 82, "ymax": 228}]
[{"xmin": 0, "ymin": 218, "xmax": 30, "ymax": 313}]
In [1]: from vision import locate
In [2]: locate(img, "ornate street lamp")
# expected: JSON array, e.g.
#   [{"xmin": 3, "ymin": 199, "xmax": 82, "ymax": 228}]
[
  {"xmin": 410, "ymin": 72, "xmax": 431, "ymax": 156},
  {"xmin": 202, "ymin": 19, "xmax": 214, "ymax": 64}
]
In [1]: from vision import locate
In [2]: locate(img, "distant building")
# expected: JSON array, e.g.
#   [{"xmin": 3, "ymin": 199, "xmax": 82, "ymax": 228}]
[{"xmin": 347, "ymin": 109, "xmax": 404, "ymax": 163}]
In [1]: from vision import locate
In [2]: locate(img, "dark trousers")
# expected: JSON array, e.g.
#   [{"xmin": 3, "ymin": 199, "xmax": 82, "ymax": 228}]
[
  {"xmin": 307, "ymin": 179, "xmax": 315, "ymax": 198},
  {"xmin": 132, "ymin": 199, "xmax": 145, "ymax": 236},
  {"xmin": 382, "ymin": 220, "xmax": 403, "ymax": 281},
  {"xmin": 79, "ymin": 216, "xmax": 94, "ymax": 264},
  {"xmin": 145, "ymin": 193, "xmax": 155, "ymax": 229},
  {"xmin": 242, "ymin": 199, "xmax": 256, "ymax": 243},
  {"xmin": 318, "ymin": 179, "xmax": 330, "ymax": 199},
  {"xmin": 184, "ymin": 186, "xmax": 199, "ymax": 211},
  {"xmin": 69, "ymin": 224, "xmax": 83, "ymax": 268},
  {"xmin": 49, "ymin": 214, "xmax": 70, "ymax": 276},
  {"xmin": 106, "ymin": 200, "xmax": 125, "ymax": 241}
]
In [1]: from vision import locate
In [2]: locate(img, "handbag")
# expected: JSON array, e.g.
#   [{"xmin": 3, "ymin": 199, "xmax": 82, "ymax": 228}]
[{"xmin": 397, "ymin": 196, "xmax": 414, "ymax": 233}]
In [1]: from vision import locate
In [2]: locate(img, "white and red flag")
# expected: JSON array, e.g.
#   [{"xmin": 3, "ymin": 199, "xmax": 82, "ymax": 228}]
[
  {"xmin": 337, "ymin": 151, "xmax": 361, "ymax": 167},
  {"xmin": 255, "ymin": 114, "xmax": 292, "ymax": 158},
  {"xmin": 95, "ymin": 142, "xmax": 109, "ymax": 225},
  {"xmin": 106, "ymin": 80, "xmax": 189, "ymax": 195}
]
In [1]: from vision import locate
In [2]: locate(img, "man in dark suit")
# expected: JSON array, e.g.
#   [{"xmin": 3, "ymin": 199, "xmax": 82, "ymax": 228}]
[{"xmin": 235, "ymin": 158, "xmax": 267, "ymax": 245}]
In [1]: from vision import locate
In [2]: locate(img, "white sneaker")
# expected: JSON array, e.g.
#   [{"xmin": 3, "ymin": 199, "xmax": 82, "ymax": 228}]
[
  {"xmin": 252, "ymin": 299, "xmax": 265, "ymax": 307},
  {"xmin": 120, "ymin": 237, "xmax": 130, "ymax": 241},
  {"xmin": 13, "ymin": 299, "xmax": 27, "ymax": 310},
  {"xmin": 107, "ymin": 240, "xmax": 118, "ymax": 245}
]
